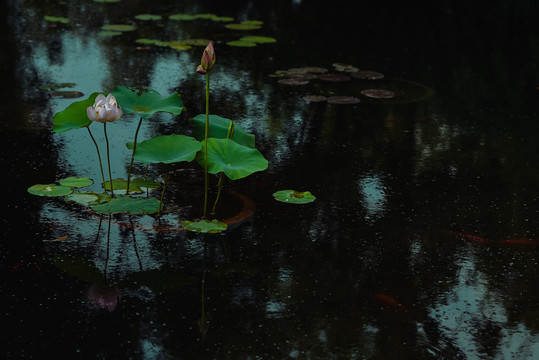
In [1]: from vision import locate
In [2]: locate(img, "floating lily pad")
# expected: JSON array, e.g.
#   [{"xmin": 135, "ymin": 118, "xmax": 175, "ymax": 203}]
[
  {"xmin": 240, "ymin": 36, "xmax": 276, "ymax": 43},
  {"xmin": 351, "ymin": 70, "xmax": 384, "ymax": 79},
  {"xmin": 327, "ymin": 96, "xmax": 361, "ymax": 104},
  {"xmin": 44, "ymin": 16, "xmax": 70, "ymax": 24},
  {"xmin": 162, "ymin": 41, "xmax": 191, "ymax": 50},
  {"xmin": 181, "ymin": 219, "xmax": 227, "ymax": 233},
  {"xmin": 52, "ymin": 92, "xmax": 99, "ymax": 133},
  {"xmin": 225, "ymin": 23, "xmax": 262, "ymax": 30},
  {"xmin": 111, "ymin": 86, "xmax": 185, "ymax": 119},
  {"xmin": 332, "ymin": 63, "xmax": 359, "ymax": 72},
  {"xmin": 227, "ymin": 40, "xmax": 257, "ymax": 47},
  {"xmin": 58, "ymin": 177, "xmax": 93, "ymax": 188},
  {"xmin": 101, "ymin": 24, "xmax": 136, "ymax": 32},
  {"xmin": 242, "ymin": 20, "xmax": 263, "ymax": 25},
  {"xmin": 318, "ymin": 73, "xmax": 352, "ymax": 82},
  {"xmin": 197, "ymin": 138, "xmax": 268, "ymax": 180},
  {"xmin": 64, "ymin": 192, "xmax": 111, "ymax": 206},
  {"xmin": 273, "ymin": 190, "xmax": 316, "ymax": 204},
  {"xmin": 182, "ymin": 38, "xmax": 212, "ymax": 46},
  {"xmin": 135, "ymin": 14, "xmax": 162, "ymax": 21},
  {"xmin": 360, "ymin": 89, "xmax": 396, "ymax": 99},
  {"xmin": 303, "ymin": 95, "xmax": 328, "ymax": 102},
  {"xmin": 51, "ymin": 91, "xmax": 84, "ymax": 99},
  {"xmin": 192, "ymin": 114, "xmax": 255, "ymax": 148},
  {"xmin": 134, "ymin": 134, "xmax": 202, "ymax": 164},
  {"xmin": 169, "ymin": 14, "xmax": 197, "ymax": 21},
  {"xmin": 278, "ymin": 78, "xmax": 310, "ymax": 85},
  {"xmin": 98, "ymin": 31, "xmax": 123, "ymax": 37},
  {"xmin": 28, "ymin": 184, "xmax": 73, "ymax": 197},
  {"xmin": 104, "ymin": 178, "xmax": 160, "ymax": 194},
  {"xmin": 40, "ymin": 83, "xmax": 76, "ymax": 90},
  {"xmin": 91, "ymin": 196, "xmax": 160, "ymax": 215},
  {"xmin": 135, "ymin": 38, "xmax": 163, "ymax": 45}
]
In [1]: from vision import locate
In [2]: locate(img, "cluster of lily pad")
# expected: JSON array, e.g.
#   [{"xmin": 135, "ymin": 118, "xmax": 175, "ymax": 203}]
[{"xmin": 270, "ymin": 63, "xmax": 396, "ymax": 104}]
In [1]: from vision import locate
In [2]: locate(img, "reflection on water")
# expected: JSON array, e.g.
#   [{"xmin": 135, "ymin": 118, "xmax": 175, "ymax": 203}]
[{"xmin": 5, "ymin": 0, "xmax": 539, "ymax": 359}]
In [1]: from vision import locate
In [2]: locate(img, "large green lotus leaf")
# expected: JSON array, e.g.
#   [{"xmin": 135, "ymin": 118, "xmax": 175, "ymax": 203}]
[
  {"xmin": 104, "ymin": 177, "xmax": 160, "ymax": 193},
  {"xmin": 181, "ymin": 219, "xmax": 227, "ymax": 233},
  {"xmin": 197, "ymin": 138, "xmax": 268, "ymax": 180},
  {"xmin": 28, "ymin": 184, "xmax": 73, "ymax": 197},
  {"xmin": 273, "ymin": 190, "xmax": 316, "ymax": 204},
  {"xmin": 58, "ymin": 177, "xmax": 93, "ymax": 187},
  {"xmin": 111, "ymin": 86, "xmax": 185, "ymax": 119},
  {"xmin": 52, "ymin": 92, "xmax": 99, "ymax": 133},
  {"xmin": 134, "ymin": 134, "xmax": 202, "ymax": 164},
  {"xmin": 192, "ymin": 114, "xmax": 255, "ymax": 148},
  {"xmin": 91, "ymin": 196, "xmax": 160, "ymax": 214}
]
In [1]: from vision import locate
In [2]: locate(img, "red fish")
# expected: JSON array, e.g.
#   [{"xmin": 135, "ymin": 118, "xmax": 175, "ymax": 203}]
[
  {"xmin": 373, "ymin": 292, "xmax": 407, "ymax": 311},
  {"xmin": 450, "ymin": 231, "xmax": 490, "ymax": 244},
  {"xmin": 502, "ymin": 238, "xmax": 539, "ymax": 245}
]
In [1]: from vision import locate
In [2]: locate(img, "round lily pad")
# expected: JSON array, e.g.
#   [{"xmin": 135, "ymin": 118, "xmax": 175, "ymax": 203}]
[
  {"xmin": 240, "ymin": 36, "xmax": 276, "ymax": 43},
  {"xmin": 44, "ymin": 16, "xmax": 70, "ymax": 24},
  {"xmin": 64, "ymin": 192, "xmax": 111, "ymax": 206},
  {"xmin": 227, "ymin": 40, "xmax": 256, "ymax": 47},
  {"xmin": 91, "ymin": 196, "xmax": 160, "ymax": 215},
  {"xmin": 135, "ymin": 14, "xmax": 162, "ymax": 21},
  {"xmin": 278, "ymin": 78, "xmax": 310, "ymax": 85},
  {"xmin": 98, "ymin": 31, "xmax": 122, "ymax": 37},
  {"xmin": 58, "ymin": 177, "xmax": 93, "ymax": 188},
  {"xmin": 169, "ymin": 14, "xmax": 197, "ymax": 21},
  {"xmin": 101, "ymin": 24, "xmax": 136, "ymax": 32},
  {"xmin": 327, "ymin": 96, "xmax": 361, "ymax": 104},
  {"xmin": 273, "ymin": 190, "xmax": 316, "ymax": 204},
  {"xmin": 28, "ymin": 184, "xmax": 73, "ymax": 197},
  {"xmin": 318, "ymin": 73, "xmax": 352, "ymax": 82},
  {"xmin": 181, "ymin": 219, "xmax": 227, "ymax": 233},
  {"xmin": 134, "ymin": 134, "xmax": 202, "ymax": 165},
  {"xmin": 360, "ymin": 89, "xmax": 395, "ymax": 99},
  {"xmin": 351, "ymin": 70, "xmax": 384, "ymax": 79},
  {"xmin": 225, "ymin": 23, "xmax": 261, "ymax": 30},
  {"xmin": 303, "ymin": 95, "xmax": 328, "ymax": 102}
]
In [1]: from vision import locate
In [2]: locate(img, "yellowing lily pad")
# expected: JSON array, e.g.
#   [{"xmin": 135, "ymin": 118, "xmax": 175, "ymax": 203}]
[
  {"xmin": 28, "ymin": 184, "xmax": 73, "ymax": 197},
  {"xmin": 181, "ymin": 219, "xmax": 227, "ymax": 233},
  {"xmin": 273, "ymin": 190, "xmax": 316, "ymax": 204}
]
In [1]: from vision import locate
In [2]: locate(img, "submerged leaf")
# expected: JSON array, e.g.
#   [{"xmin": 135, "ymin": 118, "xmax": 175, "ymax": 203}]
[
  {"xmin": 181, "ymin": 219, "xmax": 227, "ymax": 233},
  {"xmin": 273, "ymin": 190, "xmax": 316, "ymax": 204},
  {"xmin": 28, "ymin": 184, "xmax": 73, "ymax": 197},
  {"xmin": 91, "ymin": 196, "xmax": 160, "ymax": 215}
]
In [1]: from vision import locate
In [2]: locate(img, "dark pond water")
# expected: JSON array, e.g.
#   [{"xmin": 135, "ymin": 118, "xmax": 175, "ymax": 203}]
[{"xmin": 3, "ymin": 0, "xmax": 539, "ymax": 359}]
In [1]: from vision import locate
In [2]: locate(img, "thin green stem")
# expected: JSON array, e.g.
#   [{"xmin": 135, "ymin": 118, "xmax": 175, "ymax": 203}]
[
  {"xmin": 210, "ymin": 121, "xmax": 233, "ymax": 216},
  {"xmin": 203, "ymin": 72, "xmax": 210, "ymax": 218},
  {"xmin": 104, "ymin": 123, "xmax": 114, "ymax": 196},
  {"xmin": 126, "ymin": 117, "xmax": 143, "ymax": 195},
  {"xmin": 157, "ymin": 167, "xmax": 169, "ymax": 217},
  {"xmin": 86, "ymin": 127, "xmax": 107, "ymax": 193}
]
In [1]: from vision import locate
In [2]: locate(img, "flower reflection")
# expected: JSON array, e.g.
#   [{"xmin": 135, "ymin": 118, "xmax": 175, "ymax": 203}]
[{"xmin": 87, "ymin": 284, "xmax": 121, "ymax": 312}]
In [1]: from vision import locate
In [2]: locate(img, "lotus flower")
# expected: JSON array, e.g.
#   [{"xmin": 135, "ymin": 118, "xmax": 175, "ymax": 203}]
[
  {"xmin": 196, "ymin": 41, "xmax": 216, "ymax": 75},
  {"xmin": 86, "ymin": 93, "xmax": 122, "ymax": 123}
]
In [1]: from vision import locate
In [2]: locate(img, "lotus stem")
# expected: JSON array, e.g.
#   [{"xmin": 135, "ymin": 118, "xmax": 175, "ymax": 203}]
[
  {"xmin": 86, "ymin": 127, "xmax": 107, "ymax": 194},
  {"xmin": 211, "ymin": 122, "xmax": 233, "ymax": 216},
  {"xmin": 157, "ymin": 166, "xmax": 169, "ymax": 217},
  {"xmin": 104, "ymin": 214, "xmax": 112, "ymax": 279},
  {"xmin": 103, "ymin": 123, "xmax": 114, "ymax": 196},
  {"xmin": 126, "ymin": 117, "xmax": 143, "ymax": 195},
  {"xmin": 203, "ymin": 72, "xmax": 210, "ymax": 218}
]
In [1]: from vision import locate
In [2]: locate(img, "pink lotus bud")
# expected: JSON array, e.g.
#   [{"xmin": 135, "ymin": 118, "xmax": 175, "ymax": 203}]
[
  {"xmin": 197, "ymin": 41, "xmax": 215, "ymax": 74},
  {"xmin": 86, "ymin": 93, "xmax": 122, "ymax": 123}
]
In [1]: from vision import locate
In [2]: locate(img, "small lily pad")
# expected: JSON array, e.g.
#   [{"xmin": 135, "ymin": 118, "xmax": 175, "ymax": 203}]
[
  {"xmin": 278, "ymin": 78, "xmax": 310, "ymax": 85},
  {"xmin": 227, "ymin": 40, "xmax": 257, "ymax": 47},
  {"xmin": 225, "ymin": 23, "xmax": 262, "ymax": 30},
  {"xmin": 135, "ymin": 14, "xmax": 162, "ymax": 21},
  {"xmin": 351, "ymin": 70, "xmax": 384, "ymax": 79},
  {"xmin": 91, "ymin": 196, "xmax": 160, "ymax": 215},
  {"xmin": 64, "ymin": 192, "xmax": 111, "ymax": 206},
  {"xmin": 58, "ymin": 177, "xmax": 93, "ymax": 188},
  {"xmin": 169, "ymin": 14, "xmax": 197, "ymax": 21},
  {"xmin": 360, "ymin": 89, "xmax": 395, "ymax": 99},
  {"xmin": 162, "ymin": 41, "xmax": 192, "ymax": 50},
  {"xmin": 98, "ymin": 31, "xmax": 123, "ymax": 37},
  {"xmin": 101, "ymin": 24, "xmax": 136, "ymax": 32},
  {"xmin": 28, "ymin": 184, "xmax": 73, "ymax": 197},
  {"xmin": 327, "ymin": 96, "xmax": 361, "ymax": 104},
  {"xmin": 332, "ymin": 63, "xmax": 359, "ymax": 72},
  {"xmin": 242, "ymin": 20, "xmax": 263, "ymax": 25},
  {"xmin": 44, "ymin": 16, "xmax": 70, "ymax": 24},
  {"xmin": 240, "ymin": 36, "xmax": 276, "ymax": 43},
  {"xmin": 273, "ymin": 190, "xmax": 316, "ymax": 204},
  {"xmin": 182, "ymin": 38, "xmax": 212, "ymax": 46},
  {"xmin": 303, "ymin": 95, "xmax": 328, "ymax": 103},
  {"xmin": 182, "ymin": 219, "xmax": 228, "ymax": 233}
]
